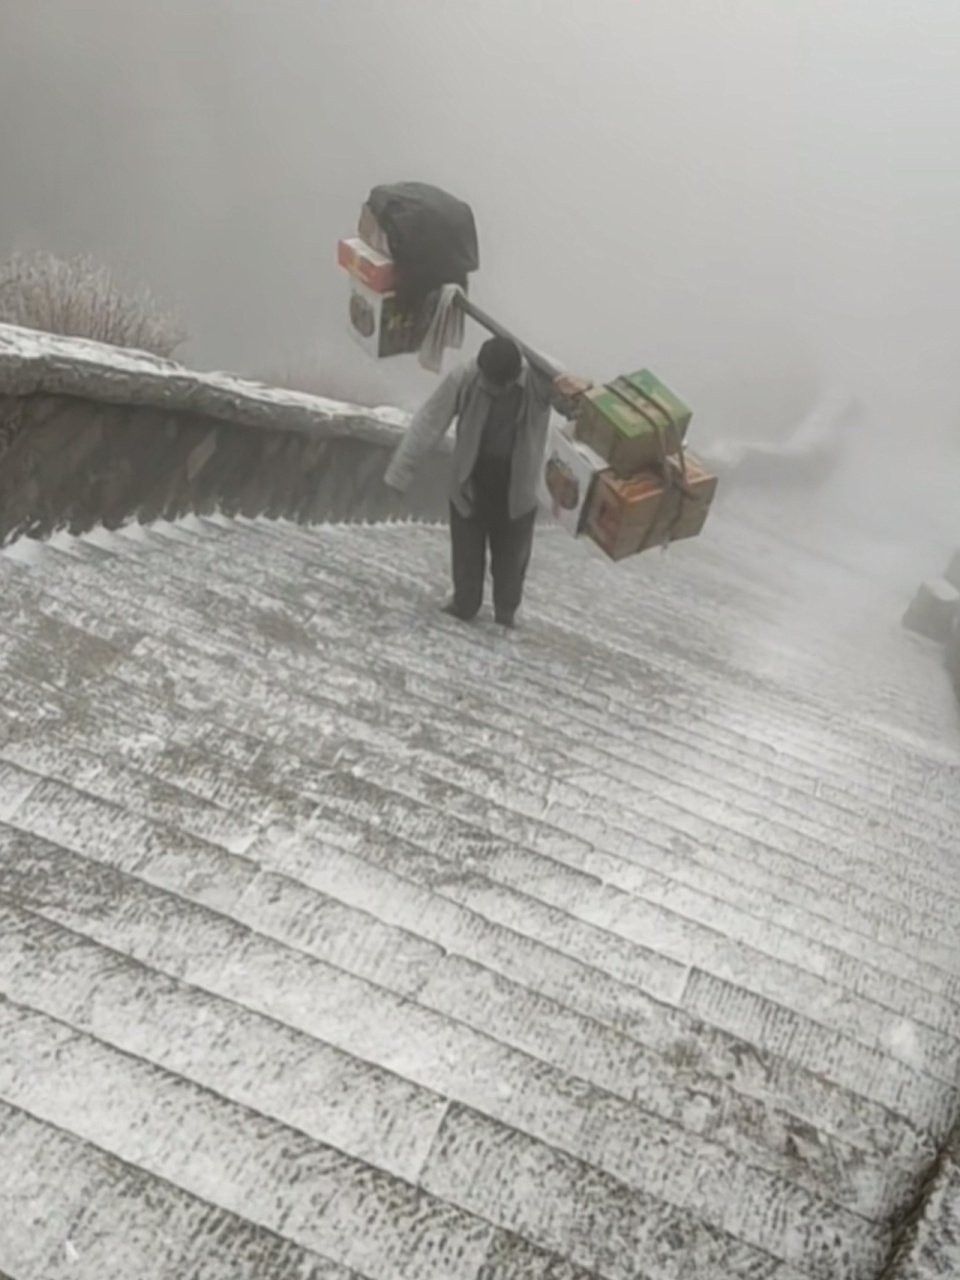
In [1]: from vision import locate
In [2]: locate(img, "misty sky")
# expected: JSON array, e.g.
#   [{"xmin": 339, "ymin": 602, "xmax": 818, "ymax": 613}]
[{"xmin": 3, "ymin": 0, "xmax": 960, "ymax": 436}]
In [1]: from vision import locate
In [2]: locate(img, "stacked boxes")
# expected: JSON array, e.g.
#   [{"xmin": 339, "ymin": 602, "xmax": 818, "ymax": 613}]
[
  {"xmin": 338, "ymin": 207, "xmax": 422, "ymax": 359},
  {"xmin": 546, "ymin": 368, "xmax": 716, "ymax": 561},
  {"xmin": 575, "ymin": 370, "xmax": 692, "ymax": 474}
]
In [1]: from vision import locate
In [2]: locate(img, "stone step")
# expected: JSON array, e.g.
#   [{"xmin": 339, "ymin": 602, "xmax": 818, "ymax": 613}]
[
  {"xmin": 9, "ymin": 550, "xmax": 947, "ymax": 962},
  {"xmin": 0, "ymin": 726, "xmax": 259, "ymax": 855},
  {"xmin": 3, "ymin": 662, "xmax": 955, "ymax": 1132},
  {"xmin": 301, "ymin": 782, "xmax": 958, "ymax": 1116},
  {"xmin": 5, "ymin": 580, "xmax": 960, "ymax": 1113},
  {"xmin": 1, "ymin": 514, "xmax": 957, "ymax": 1274},
  {"xmin": 0, "ymin": 1001, "xmax": 496, "ymax": 1280},
  {"xmin": 0, "ymin": 898, "xmax": 449, "ymax": 1185},
  {"xmin": 0, "ymin": 1102, "xmax": 367, "ymax": 1280},
  {"xmin": 300, "ymin": 601, "xmax": 960, "ymax": 920},
  {"xmin": 43, "ymin": 514, "xmax": 926, "ymax": 814},
  {"xmin": 544, "ymin": 569, "xmax": 947, "ymax": 736},
  {"xmin": 2, "ymin": 773, "xmax": 925, "ymax": 1203},
  {"xmin": 11, "ymin": 529, "xmax": 957, "ymax": 942},
  {"xmin": 59, "ymin": 541, "xmax": 947, "ymax": 924},
  {"xmin": 84, "ymin": 621, "xmax": 960, "ymax": 1028},
  {"xmin": 621, "ymin": 527, "xmax": 960, "ymax": 792},
  {"xmin": 312, "ymin": 752, "xmax": 960, "ymax": 1026},
  {"xmin": 327, "ymin": 519, "xmax": 913, "ymax": 703},
  {"xmin": 140, "ymin": 619, "xmax": 960, "ymax": 984},
  {"xmin": 3, "ymin": 765, "xmax": 928, "ymax": 1190},
  {"xmin": 323, "ymin": 517, "xmax": 960, "ymax": 808},
  {"xmin": 299, "ymin": 578, "xmax": 957, "ymax": 860},
  {"xmin": 0, "ymin": 889, "xmax": 863, "ymax": 1280},
  {"xmin": 129, "ymin": 529, "xmax": 960, "ymax": 911},
  {"xmin": 0, "ymin": 897, "xmax": 888, "ymax": 1272},
  {"xmin": 418, "ymin": 1104, "xmax": 820, "ymax": 1280},
  {"xmin": 7, "ymin": 542, "xmax": 960, "ymax": 1016},
  {"xmin": 1, "ymin": 511, "xmax": 957, "ymax": 1277},
  {"xmin": 247, "ymin": 833, "xmax": 929, "ymax": 1176},
  {"xmin": 295, "ymin": 514, "xmax": 947, "ymax": 762},
  {"xmin": 3, "ymin": 576, "xmax": 957, "ymax": 1116},
  {"xmin": 206, "ymin": 676, "xmax": 960, "ymax": 989}
]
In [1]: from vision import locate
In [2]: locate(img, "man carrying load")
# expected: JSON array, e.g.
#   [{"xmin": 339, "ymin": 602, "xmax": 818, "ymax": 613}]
[{"xmin": 385, "ymin": 336, "xmax": 590, "ymax": 628}]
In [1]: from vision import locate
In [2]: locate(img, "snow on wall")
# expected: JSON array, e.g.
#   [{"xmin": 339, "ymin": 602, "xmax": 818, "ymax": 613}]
[{"xmin": 0, "ymin": 322, "xmax": 412, "ymax": 444}]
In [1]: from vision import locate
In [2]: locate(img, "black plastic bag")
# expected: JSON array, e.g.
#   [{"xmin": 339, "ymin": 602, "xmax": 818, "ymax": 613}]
[{"xmin": 367, "ymin": 182, "xmax": 479, "ymax": 311}]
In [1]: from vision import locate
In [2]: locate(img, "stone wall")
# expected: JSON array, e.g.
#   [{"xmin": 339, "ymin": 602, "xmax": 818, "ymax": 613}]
[{"xmin": 0, "ymin": 323, "xmax": 451, "ymax": 544}]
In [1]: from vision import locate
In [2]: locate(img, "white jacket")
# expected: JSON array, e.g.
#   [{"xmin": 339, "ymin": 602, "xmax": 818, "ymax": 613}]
[{"xmin": 385, "ymin": 357, "xmax": 572, "ymax": 520}]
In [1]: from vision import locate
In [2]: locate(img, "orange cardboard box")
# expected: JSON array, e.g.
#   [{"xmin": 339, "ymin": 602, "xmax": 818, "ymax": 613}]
[
  {"xmin": 585, "ymin": 453, "xmax": 717, "ymax": 561},
  {"xmin": 337, "ymin": 237, "xmax": 396, "ymax": 294}
]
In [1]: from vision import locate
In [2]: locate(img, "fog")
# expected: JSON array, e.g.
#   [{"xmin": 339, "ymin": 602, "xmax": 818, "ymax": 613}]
[{"xmin": 3, "ymin": 0, "xmax": 960, "ymax": 459}]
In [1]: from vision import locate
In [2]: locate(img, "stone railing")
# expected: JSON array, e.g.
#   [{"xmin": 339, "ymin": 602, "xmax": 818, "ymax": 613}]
[{"xmin": 0, "ymin": 324, "xmax": 451, "ymax": 545}]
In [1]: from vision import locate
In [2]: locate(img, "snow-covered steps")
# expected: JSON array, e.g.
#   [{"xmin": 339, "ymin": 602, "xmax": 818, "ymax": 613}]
[{"xmin": 0, "ymin": 509, "xmax": 959, "ymax": 1279}]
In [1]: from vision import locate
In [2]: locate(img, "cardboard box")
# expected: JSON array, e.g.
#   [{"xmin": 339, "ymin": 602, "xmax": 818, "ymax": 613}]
[
  {"xmin": 585, "ymin": 453, "xmax": 717, "ymax": 561},
  {"xmin": 540, "ymin": 421, "xmax": 608, "ymax": 536},
  {"xmin": 338, "ymin": 237, "xmax": 396, "ymax": 294},
  {"xmin": 347, "ymin": 276, "xmax": 423, "ymax": 359},
  {"xmin": 358, "ymin": 203, "xmax": 391, "ymax": 255},
  {"xmin": 575, "ymin": 369, "xmax": 692, "ymax": 476}
]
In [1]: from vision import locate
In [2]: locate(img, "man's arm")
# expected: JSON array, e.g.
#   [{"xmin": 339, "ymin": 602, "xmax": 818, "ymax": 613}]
[
  {"xmin": 384, "ymin": 368, "xmax": 466, "ymax": 492},
  {"xmin": 528, "ymin": 363, "xmax": 593, "ymax": 419}
]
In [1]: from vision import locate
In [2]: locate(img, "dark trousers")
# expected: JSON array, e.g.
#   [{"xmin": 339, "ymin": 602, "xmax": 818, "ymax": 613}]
[{"xmin": 448, "ymin": 497, "xmax": 537, "ymax": 623}]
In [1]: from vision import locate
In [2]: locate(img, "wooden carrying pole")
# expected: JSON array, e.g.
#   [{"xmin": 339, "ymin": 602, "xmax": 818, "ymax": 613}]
[{"xmin": 453, "ymin": 293, "xmax": 562, "ymax": 381}]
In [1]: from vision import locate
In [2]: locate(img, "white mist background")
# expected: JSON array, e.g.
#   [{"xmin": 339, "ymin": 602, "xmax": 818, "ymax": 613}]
[{"xmin": 2, "ymin": 0, "xmax": 960, "ymax": 459}]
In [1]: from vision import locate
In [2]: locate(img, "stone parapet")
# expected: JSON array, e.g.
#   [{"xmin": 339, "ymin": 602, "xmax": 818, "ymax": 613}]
[{"xmin": 0, "ymin": 323, "xmax": 450, "ymax": 543}]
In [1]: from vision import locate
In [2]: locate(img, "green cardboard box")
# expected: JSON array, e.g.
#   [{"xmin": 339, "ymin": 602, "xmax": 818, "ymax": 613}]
[{"xmin": 574, "ymin": 369, "xmax": 692, "ymax": 476}]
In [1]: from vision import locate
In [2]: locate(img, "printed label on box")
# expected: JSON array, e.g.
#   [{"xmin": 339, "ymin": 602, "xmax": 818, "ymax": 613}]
[
  {"xmin": 347, "ymin": 276, "xmax": 422, "ymax": 360},
  {"xmin": 540, "ymin": 421, "xmax": 608, "ymax": 536}
]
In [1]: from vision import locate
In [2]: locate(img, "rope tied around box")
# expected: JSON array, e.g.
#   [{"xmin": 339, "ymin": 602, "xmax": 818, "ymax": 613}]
[{"xmin": 604, "ymin": 380, "xmax": 694, "ymax": 552}]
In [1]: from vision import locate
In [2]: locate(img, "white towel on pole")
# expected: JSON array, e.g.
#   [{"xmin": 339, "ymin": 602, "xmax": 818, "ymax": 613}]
[{"xmin": 418, "ymin": 283, "xmax": 466, "ymax": 373}]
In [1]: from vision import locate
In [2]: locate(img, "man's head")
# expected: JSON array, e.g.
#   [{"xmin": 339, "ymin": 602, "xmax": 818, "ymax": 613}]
[{"xmin": 477, "ymin": 336, "xmax": 522, "ymax": 388}]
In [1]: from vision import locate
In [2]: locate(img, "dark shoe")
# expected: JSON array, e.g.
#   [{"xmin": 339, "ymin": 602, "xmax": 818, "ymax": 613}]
[
  {"xmin": 441, "ymin": 600, "xmax": 474, "ymax": 622},
  {"xmin": 495, "ymin": 612, "xmax": 517, "ymax": 629}
]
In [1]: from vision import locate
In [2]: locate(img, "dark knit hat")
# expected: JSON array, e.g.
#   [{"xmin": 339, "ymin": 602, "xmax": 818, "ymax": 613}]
[{"xmin": 477, "ymin": 336, "xmax": 522, "ymax": 386}]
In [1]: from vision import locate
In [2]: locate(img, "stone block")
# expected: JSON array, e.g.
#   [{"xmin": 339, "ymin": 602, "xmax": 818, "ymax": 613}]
[
  {"xmin": 944, "ymin": 549, "xmax": 960, "ymax": 591},
  {"xmin": 185, "ymin": 428, "xmax": 217, "ymax": 482},
  {"xmin": 902, "ymin": 578, "xmax": 959, "ymax": 643},
  {"xmin": 945, "ymin": 614, "xmax": 960, "ymax": 693}
]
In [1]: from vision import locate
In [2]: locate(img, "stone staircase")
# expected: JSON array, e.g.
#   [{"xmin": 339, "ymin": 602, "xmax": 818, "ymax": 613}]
[{"xmin": 1, "ymin": 504, "xmax": 959, "ymax": 1279}]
